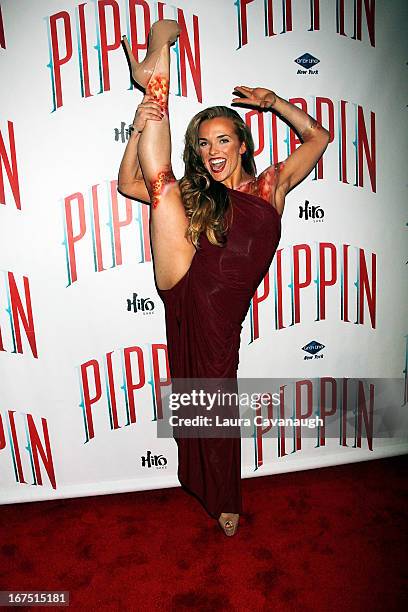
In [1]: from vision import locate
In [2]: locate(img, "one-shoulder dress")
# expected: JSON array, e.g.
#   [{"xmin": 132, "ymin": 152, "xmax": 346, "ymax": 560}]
[{"xmin": 156, "ymin": 184, "xmax": 282, "ymax": 518}]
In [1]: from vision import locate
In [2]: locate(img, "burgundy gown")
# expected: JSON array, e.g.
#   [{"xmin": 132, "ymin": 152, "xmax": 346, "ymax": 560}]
[{"xmin": 157, "ymin": 184, "xmax": 282, "ymax": 518}]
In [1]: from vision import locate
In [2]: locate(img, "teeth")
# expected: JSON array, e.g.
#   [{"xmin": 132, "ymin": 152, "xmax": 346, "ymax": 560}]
[{"xmin": 211, "ymin": 159, "xmax": 225, "ymax": 166}]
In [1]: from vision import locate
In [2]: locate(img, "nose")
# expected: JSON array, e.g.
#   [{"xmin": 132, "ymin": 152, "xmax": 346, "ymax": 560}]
[{"xmin": 209, "ymin": 141, "xmax": 219, "ymax": 156}]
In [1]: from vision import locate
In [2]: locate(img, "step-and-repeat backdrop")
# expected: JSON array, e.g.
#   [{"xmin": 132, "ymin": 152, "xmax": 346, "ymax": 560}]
[{"xmin": 1, "ymin": 0, "xmax": 407, "ymax": 504}]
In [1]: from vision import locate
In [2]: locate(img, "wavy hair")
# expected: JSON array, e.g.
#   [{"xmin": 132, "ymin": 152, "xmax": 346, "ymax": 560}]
[{"xmin": 179, "ymin": 106, "xmax": 256, "ymax": 248}]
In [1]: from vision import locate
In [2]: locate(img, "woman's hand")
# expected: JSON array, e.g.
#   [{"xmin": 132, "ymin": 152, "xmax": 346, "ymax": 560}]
[
  {"xmin": 232, "ymin": 86, "xmax": 277, "ymax": 109},
  {"xmin": 132, "ymin": 94, "xmax": 164, "ymax": 133}
]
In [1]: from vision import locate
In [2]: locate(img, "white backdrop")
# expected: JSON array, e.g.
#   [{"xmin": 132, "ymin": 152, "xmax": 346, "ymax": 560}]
[{"xmin": 0, "ymin": 0, "xmax": 407, "ymax": 504}]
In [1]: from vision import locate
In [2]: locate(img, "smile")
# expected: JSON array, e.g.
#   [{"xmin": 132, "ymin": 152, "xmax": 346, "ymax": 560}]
[{"xmin": 209, "ymin": 158, "xmax": 227, "ymax": 173}]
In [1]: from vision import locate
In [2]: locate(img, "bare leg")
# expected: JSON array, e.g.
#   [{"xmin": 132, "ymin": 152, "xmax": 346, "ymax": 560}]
[
  {"xmin": 137, "ymin": 44, "xmax": 172, "ymax": 193},
  {"xmin": 137, "ymin": 44, "xmax": 195, "ymax": 290}
]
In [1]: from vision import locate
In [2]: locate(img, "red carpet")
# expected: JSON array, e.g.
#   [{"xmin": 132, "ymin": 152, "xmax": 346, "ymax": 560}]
[{"xmin": 1, "ymin": 455, "xmax": 407, "ymax": 611}]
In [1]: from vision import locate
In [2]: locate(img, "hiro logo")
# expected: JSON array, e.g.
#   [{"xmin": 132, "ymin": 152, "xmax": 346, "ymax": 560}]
[
  {"xmin": 141, "ymin": 450, "xmax": 167, "ymax": 469},
  {"xmin": 127, "ymin": 292, "xmax": 155, "ymax": 315},
  {"xmin": 302, "ymin": 340, "xmax": 325, "ymax": 360},
  {"xmin": 299, "ymin": 200, "xmax": 325, "ymax": 222},
  {"xmin": 295, "ymin": 53, "xmax": 320, "ymax": 75}
]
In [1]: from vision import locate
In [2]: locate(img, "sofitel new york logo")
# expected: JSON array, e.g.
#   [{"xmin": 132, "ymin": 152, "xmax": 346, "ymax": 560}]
[
  {"xmin": 295, "ymin": 53, "xmax": 320, "ymax": 75},
  {"xmin": 299, "ymin": 200, "xmax": 325, "ymax": 222},
  {"xmin": 302, "ymin": 340, "xmax": 325, "ymax": 360},
  {"xmin": 141, "ymin": 451, "xmax": 167, "ymax": 469},
  {"xmin": 127, "ymin": 293, "xmax": 155, "ymax": 315}
]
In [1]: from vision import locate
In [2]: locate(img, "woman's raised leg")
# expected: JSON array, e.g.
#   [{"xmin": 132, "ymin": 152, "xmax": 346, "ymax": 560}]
[{"xmin": 123, "ymin": 33, "xmax": 195, "ymax": 290}]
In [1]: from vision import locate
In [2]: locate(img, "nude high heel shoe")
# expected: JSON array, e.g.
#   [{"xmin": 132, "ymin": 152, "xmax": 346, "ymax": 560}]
[
  {"xmin": 218, "ymin": 513, "xmax": 240, "ymax": 537},
  {"xmin": 122, "ymin": 19, "xmax": 180, "ymax": 89}
]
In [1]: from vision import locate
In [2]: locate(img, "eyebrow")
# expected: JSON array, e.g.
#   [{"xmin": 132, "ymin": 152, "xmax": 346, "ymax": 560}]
[{"xmin": 198, "ymin": 134, "xmax": 231, "ymax": 141}]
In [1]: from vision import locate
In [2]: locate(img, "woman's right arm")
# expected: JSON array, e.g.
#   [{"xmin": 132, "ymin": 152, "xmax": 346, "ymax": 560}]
[{"xmin": 117, "ymin": 95, "xmax": 164, "ymax": 203}]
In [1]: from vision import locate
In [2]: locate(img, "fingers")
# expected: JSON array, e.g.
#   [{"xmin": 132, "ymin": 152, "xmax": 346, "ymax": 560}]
[
  {"xmin": 138, "ymin": 102, "xmax": 163, "ymax": 113},
  {"xmin": 139, "ymin": 96, "xmax": 162, "ymax": 110},
  {"xmin": 232, "ymin": 86, "xmax": 253, "ymax": 105},
  {"xmin": 231, "ymin": 93, "xmax": 256, "ymax": 104},
  {"xmin": 134, "ymin": 96, "xmax": 164, "ymax": 129},
  {"xmin": 231, "ymin": 97, "xmax": 267, "ymax": 110},
  {"xmin": 142, "ymin": 113, "xmax": 163, "ymax": 122},
  {"xmin": 138, "ymin": 102, "xmax": 163, "ymax": 119},
  {"xmin": 234, "ymin": 85, "xmax": 253, "ymax": 94},
  {"xmin": 232, "ymin": 89, "xmax": 248, "ymax": 98}
]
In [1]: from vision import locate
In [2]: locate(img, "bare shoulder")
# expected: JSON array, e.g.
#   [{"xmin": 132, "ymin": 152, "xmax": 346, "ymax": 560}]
[
  {"xmin": 254, "ymin": 161, "xmax": 287, "ymax": 214},
  {"xmin": 257, "ymin": 160, "xmax": 286, "ymax": 186}
]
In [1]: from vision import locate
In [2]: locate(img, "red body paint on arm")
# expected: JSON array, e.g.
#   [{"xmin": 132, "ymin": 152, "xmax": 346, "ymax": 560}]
[{"xmin": 150, "ymin": 168, "xmax": 176, "ymax": 209}]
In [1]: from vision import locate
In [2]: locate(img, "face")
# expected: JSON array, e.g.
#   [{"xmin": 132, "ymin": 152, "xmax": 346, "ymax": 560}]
[{"xmin": 197, "ymin": 117, "xmax": 246, "ymax": 184}]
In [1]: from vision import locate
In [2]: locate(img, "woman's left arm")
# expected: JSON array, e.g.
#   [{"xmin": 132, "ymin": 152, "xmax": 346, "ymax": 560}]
[{"xmin": 233, "ymin": 86, "xmax": 330, "ymax": 198}]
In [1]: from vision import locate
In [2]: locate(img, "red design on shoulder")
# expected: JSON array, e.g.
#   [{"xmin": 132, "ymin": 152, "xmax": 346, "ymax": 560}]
[
  {"xmin": 237, "ymin": 179, "xmax": 256, "ymax": 196},
  {"xmin": 239, "ymin": 162, "xmax": 284, "ymax": 205}
]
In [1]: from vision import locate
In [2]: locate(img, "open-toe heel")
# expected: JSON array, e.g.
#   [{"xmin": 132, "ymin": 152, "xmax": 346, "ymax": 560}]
[
  {"xmin": 122, "ymin": 19, "xmax": 180, "ymax": 89},
  {"xmin": 218, "ymin": 513, "xmax": 239, "ymax": 537}
]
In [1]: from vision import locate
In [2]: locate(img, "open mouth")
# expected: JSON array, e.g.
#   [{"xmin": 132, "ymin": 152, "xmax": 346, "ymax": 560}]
[{"xmin": 209, "ymin": 158, "xmax": 227, "ymax": 174}]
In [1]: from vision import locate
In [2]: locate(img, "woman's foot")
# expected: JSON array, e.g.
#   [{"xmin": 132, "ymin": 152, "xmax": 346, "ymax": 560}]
[
  {"xmin": 122, "ymin": 19, "xmax": 180, "ymax": 89},
  {"xmin": 218, "ymin": 513, "xmax": 239, "ymax": 537}
]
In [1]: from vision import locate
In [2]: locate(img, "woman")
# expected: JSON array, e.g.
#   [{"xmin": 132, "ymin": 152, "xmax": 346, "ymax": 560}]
[{"xmin": 119, "ymin": 20, "xmax": 330, "ymax": 536}]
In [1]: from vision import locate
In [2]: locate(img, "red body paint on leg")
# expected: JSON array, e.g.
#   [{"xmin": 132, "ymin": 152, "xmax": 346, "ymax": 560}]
[{"xmin": 147, "ymin": 75, "xmax": 169, "ymax": 113}]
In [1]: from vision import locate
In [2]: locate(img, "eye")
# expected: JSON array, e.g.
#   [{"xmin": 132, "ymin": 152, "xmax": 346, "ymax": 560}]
[
  {"xmin": 198, "ymin": 141, "xmax": 207, "ymax": 148},
  {"xmin": 220, "ymin": 138, "xmax": 229, "ymax": 144}
]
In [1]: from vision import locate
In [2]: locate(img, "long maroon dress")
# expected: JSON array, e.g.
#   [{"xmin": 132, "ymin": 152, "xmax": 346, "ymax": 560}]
[{"xmin": 157, "ymin": 185, "xmax": 282, "ymax": 518}]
